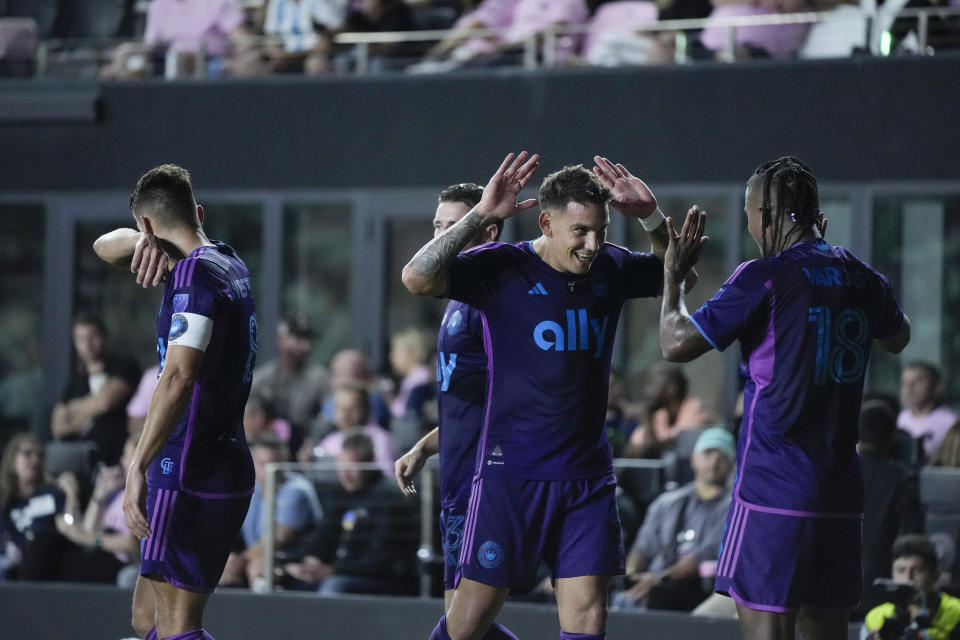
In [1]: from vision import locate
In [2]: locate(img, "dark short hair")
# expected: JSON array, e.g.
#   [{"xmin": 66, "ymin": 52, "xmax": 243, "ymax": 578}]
[
  {"xmin": 538, "ymin": 165, "xmax": 610, "ymax": 213},
  {"xmin": 892, "ymin": 534, "xmax": 939, "ymax": 573},
  {"xmin": 904, "ymin": 361, "xmax": 942, "ymax": 386},
  {"xmin": 129, "ymin": 164, "xmax": 198, "ymax": 228},
  {"xmin": 340, "ymin": 428, "xmax": 375, "ymax": 462},
  {"xmin": 72, "ymin": 311, "xmax": 107, "ymax": 336},
  {"xmin": 439, "ymin": 183, "xmax": 483, "ymax": 208},
  {"xmin": 280, "ymin": 313, "xmax": 314, "ymax": 340},
  {"xmin": 858, "ymin": 400, "xmax": 897, "ymax": 449},
  {"xmin": 251, "ymin": 433, "xmax": 289, "ymax": 461}
]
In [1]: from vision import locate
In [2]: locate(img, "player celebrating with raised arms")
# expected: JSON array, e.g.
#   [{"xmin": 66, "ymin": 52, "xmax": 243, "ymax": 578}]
[
  {"xmin": 93, "ymin": 165, "xmax": 257, "ymax": 640},
  {"xmin": 659, "ymin": 157, "xmax": 911, "ymax": 640},
  {"xmin": 402, "ymin": 151, "xmax": 695, "ymax": 640}
]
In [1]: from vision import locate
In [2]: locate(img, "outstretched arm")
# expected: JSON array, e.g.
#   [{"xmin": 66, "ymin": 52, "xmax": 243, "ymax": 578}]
[
  {"xmin": 401, "ymin": 151, "xmax": 540, "ymax": 297},
  {"xmin": 660, "ymin": 207, "xmax": 712, "ymax": 362},
  {"xmin": 592, "ymin": 156, "xmax": 698, "ymax": 291},
  {"xmin": 395, "ymin": 427, "xmax": 439, "ymax": 496},
  {"xmin": 94, "ymin": 228, "xmax": 174, "ymax": 288}
]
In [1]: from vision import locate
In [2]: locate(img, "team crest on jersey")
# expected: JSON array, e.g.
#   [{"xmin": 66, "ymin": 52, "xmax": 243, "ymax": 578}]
[
  {"xmin": 446, "ymin": 309, "xmax": 463, "ymax": 335},
  {"xmin": 169, "ymin": 313, "xmax": 188, "ymax": 340},
  {"xmin": 160, "ymin": 457, "xmax": 175, "ymax": 475},
  {"xmin": 172, "ymin": 294, "xmax": 189, "ymax": 313},
  {"xmin": 592, "ymin": 274, "xmax": 610, "ymax": 299},
  {"xmin": 478, "ymin": 540, "xmax": 504, "ymax": 569}
]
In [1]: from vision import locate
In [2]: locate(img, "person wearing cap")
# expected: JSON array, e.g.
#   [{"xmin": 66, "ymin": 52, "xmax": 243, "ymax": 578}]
[
  {"xmin": 251, "ymin": 314, "xmax": 328, "ymax": 433},
  {"xmin": 615, "ymin": 426, "xmax": 736, "ymax": 611}
]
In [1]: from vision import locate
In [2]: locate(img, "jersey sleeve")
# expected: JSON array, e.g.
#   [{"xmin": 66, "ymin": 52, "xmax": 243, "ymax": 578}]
[
  {"xmin": 166, "ymin": 258, "xmax": 220, "ymax": 352},
  {"xmin": 446, "ymin": 243, "xmax": 509, "ymax": 310},
  {"xmin": 871, "ymin": 270, "xmax": 905, "ymax": 341},
  {"xmin": 617, "ymin": 251, "xmax": 664, "ymax": 299},
  {"xmin": 690, "ymin": 260, "xmax": 771, "ymax": 352}
]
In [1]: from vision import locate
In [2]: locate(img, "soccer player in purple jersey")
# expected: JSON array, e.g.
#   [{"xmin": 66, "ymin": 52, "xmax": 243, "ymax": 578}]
[
  {"xmin": 402, "ymin": 152, "xmax": 693, "ymax": 640},
  {"xmin": 92, "ymin": 165, "xmax": 257, "ymax": 640},
  {"xmin": 659, "ymin": 156, "xmax": 911, "ymax": 640},
  {"xmin": 395, "ymin": 182, "xmax": 518, "ymax": 640}
]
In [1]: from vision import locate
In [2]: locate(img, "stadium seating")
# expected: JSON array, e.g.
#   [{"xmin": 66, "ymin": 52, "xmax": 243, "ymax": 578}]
[
  {"xmin": 71, "ymin": 0, "xmax": 133, "ymax": 40},
  {"xmin": 7, "ymin": 0, "xmax": 64, "ymax": 39}
]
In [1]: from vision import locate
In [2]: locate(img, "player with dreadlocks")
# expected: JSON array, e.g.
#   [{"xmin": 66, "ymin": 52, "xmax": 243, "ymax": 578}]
[{"xmin": 656, "ymin": 156, "xmax": 912, "ymax": 640}]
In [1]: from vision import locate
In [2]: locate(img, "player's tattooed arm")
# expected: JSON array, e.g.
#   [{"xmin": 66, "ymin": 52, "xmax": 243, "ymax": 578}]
[
  {"xmin": 402, "ymin": 151, "xmax": 540, "ymax": 297},
  {"xmin": 660, "ymin": 207, "xmax": 712, "ymax": 362}
]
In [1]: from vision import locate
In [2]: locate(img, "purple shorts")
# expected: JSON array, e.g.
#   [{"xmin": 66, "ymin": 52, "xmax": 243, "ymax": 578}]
[
  {"xmin": 440, "ymin": 502, "xmax": 469, "ymax": 591},
  {"xmin": 140, "ymin": 486, "xmax": 251, "ymax": 593},
  {"xmin": 457, "ymin": 475, "xmax": 625, "ymax": 591},
  {"xmin": 714, "ymin": 499, "xmax": 862, "ymax": 613}
]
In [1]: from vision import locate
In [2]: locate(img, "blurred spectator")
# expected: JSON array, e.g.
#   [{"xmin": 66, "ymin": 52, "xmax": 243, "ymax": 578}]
[
  {"xmin": 221, "ymin": 435, "xmax": 322, "ymax": 590},
  {"xmin": 627, "ymin": 363, "xmax": 712, "ymax": 458},
  {"xmin": 51, "ymin": 313, "xmax": 140, "ymax": 467},
  {"xmin": 930, "ymin": 420, "xmax": 960, "ymax": 468},
  {"xmin": 0, "ymin": 433, "xmax": 71, "ymax": 580},
  {"xmin": 125, "ymin": 364, "xmax": 159, "ymax": 436},
  {"xmin": 898, "ymin": 361, "xmax": 958, "ymax": 458},
  {"xmin": 102, "ymin": 0, "xmax": 248, "ymax": 79},
  {"xmin": 605, "ymin": 371, "xmax": 641, "ymax": 456},
  {"xmin": 0, "ymin": 17, "xmax": 37, "ymax": 78},
  {"xmin": 700, "ymin": 0, "xmax": 811, "ymax": 59},
  {"xmin": 581, "ymin": 2, "xmax": 663, "ymax": 67},
  {"xmin": 319, "ymin": 348, "xmax": 391, "ymax": 428},
  {"xmin": 251, "ymin": 314, "xmax": 328, "ymax": 436},
  {"xmin": 283, "ymin": 430, "xmax": 418, "ymax": 595},
  {"xmin": 858, "ymin": 400, "xmax": 925, "ymax": 614},
  {"xmin": 388, "ymin": 327, "xmax": 434, "ymax": 421},
  {"xmin": 862, "ymin": 534, "xmax": 960, "ymax": 640},
  {"xmin": 613, "ymin": 427, "xmax": 734, "ymax": 611},
  {"xmin": 412, "ymin": 0, "xmax": 590, "ymax": 71},
  {"xmin": 243, "ymin": 390, "xmax": 294, "ymax": 444},
  {"xmin": 314, "ymin": 383, "xmax": 398, "ymax": 476},
  {"xmin": 53, "ymin": 433, "xmax": 141, "ymax": 585},
  {"xmin": 231, "ymin": 0, "xmax": 348, "ymax": 76}
]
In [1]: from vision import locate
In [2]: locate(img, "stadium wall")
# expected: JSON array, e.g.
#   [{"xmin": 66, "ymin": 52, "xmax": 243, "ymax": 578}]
[
  {"xmin": 0, "ymin": 55, "xmax": 958, "ymax": 192},
  {"xmin": 0, "ymin": 582, "xmax": 864, "ymax": 640}
]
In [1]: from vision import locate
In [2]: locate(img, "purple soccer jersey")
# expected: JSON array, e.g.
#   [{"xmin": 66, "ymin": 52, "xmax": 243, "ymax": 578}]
[
  {"xmin": 436, "ymin": 300, "xmax": 487, "ymax": 507},
  {"xmin": 690, "ymin": 239, "xmax": 904, "ymax": 515},
  {"xmin": 148, "ymin": 242, "xmax": 257, "ymax": 498},
  {"xmin": 446, "ymin": 241, "xmax": 663, "ymax": 480}
]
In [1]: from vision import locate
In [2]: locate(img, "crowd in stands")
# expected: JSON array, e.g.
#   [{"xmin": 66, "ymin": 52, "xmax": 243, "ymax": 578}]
[
  {"xmin": 1, "ymin": 309, "xmax": 959, "ymax": 618},
  {"xmin": 0, "ymin": 0, "xmax": 958, "ymax": 79}
]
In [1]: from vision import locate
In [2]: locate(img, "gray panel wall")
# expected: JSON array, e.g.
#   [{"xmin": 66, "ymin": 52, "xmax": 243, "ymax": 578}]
[{"xmin": 1, "ymin": 55, "xmax": 958, "ymax": 193}]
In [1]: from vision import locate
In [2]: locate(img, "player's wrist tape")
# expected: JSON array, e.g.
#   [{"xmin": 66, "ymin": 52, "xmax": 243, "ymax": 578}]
[{"xmin": 639, "ymin": 208, "xmax": 666, "ymax": 231}]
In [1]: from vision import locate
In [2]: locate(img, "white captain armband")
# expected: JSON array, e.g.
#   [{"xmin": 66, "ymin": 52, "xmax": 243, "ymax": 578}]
[{"xmin": 168, "ymin": 312, "xmax": 214, "ymax": 352}]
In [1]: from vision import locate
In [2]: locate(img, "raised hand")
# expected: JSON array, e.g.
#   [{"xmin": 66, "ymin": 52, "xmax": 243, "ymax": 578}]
[
  {"xmin": 477, "ymin": 151, "xmax": 541, "ymax": 221},
  {"xmin": 664, "ymin": 206, "xmax": 708, "ymax": 282},
  {"xmin": 131, "ymin": 232, "xmax": 171, "ymax": 288},
  {"xmin": 592, "ymin": 156, "xmax": 658, "ymax": 220}
]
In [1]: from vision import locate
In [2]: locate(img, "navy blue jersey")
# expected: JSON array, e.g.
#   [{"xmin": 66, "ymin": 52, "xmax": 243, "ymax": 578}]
[
  {"xmin": 148, "ymin": 242, "xmax": 257, "ymax": 498},
  {"xmin": 446, "ymin": 241, "xmax": 663, "ymax": 480},
  {"xmin": 436, "ymin": 300, "xmax": 487, "ymax": 506},
  {"xmin": 691, "ymin": 239, "xmax": 904, "ymax": 514}
]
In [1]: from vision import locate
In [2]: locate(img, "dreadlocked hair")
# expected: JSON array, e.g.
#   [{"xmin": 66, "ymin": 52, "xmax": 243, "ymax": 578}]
[{"xmin": 752, "ymin": 156, "xmax": 820, "ymax": 257}]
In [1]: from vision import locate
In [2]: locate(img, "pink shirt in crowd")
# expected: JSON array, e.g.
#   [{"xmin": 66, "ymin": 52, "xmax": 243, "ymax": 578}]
[
  {"xmin": 126, "ymin": 365, "xmax": 159, "ymax": 420},
  {"xmin": 103, "ymin": 492, "xmax": 132, "ymax": 563},
  {"xmin": 898, "ymin": 406, "xmax": 959, "ymax": 457},
  {"xmin": 454, "ymin": 0, "xmax": 589, "ymax": 60},
  {"xmin": 319, "ymin": 424, "xmax": 399, "ymax": 477},
  {"xmin": 145, "ymin": 0, "xmax": 244, "ymax": 57},
  {"xmin": 700, "ymin": 5, "xmax": 809, "ymax": 59}
]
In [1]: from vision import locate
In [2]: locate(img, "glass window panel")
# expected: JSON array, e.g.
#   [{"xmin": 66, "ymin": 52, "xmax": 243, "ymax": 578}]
[
  {"xmin": 622, "ymin": 195, "xmax": 732, "ymax": 417},
  {"xmin": 386, "ymin": 218, "xmax": 447, "ymax": 340},
  {"xmin": 870, "ymin": 195, "xmax": 960, "ymax": 402},
  {"xmin": 0, "ymin": 205, "xmax": 46, "ymax": 436},
  {"xmin": 283, "ymin": 202, "xmax": 352, "ymax": 366},
  {"xmin": 202, "ymin": 202, "xmax": 263, "ymax": 292},
  {"xmin": 74, "ymin": 221, "xmax": 159, "ymax": 374}
]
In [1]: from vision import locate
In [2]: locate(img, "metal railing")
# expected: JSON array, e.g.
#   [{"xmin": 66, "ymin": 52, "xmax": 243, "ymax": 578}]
[
  {"xmin": 260, "ymin": 457, "xmax": 670, "ymax": 597},
  {"xmin": 23, "ymin": 5, "xmax": 960, "ymax": 79}
]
